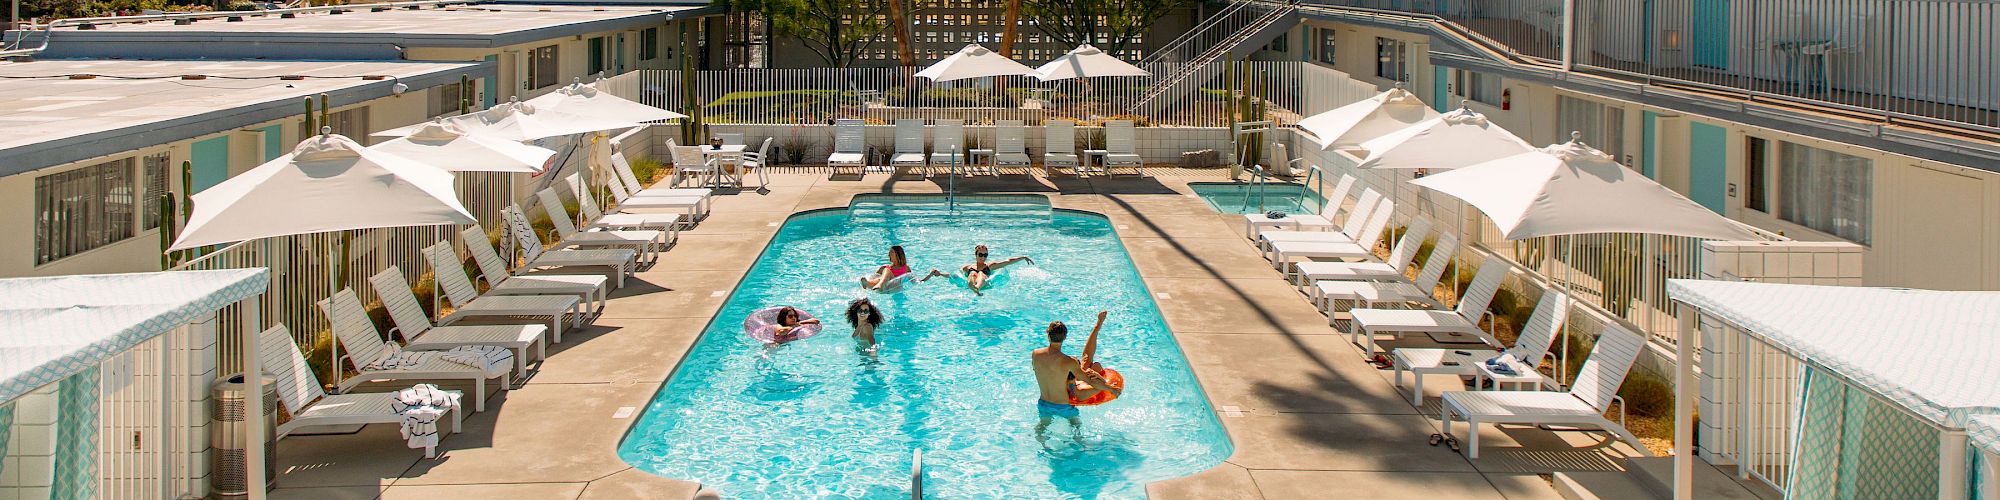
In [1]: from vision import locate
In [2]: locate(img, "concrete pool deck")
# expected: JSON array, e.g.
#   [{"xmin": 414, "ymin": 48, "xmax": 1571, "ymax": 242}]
[{"xmin": 267, "ymin": 169, "xmax": 1652, "ymax": 499}]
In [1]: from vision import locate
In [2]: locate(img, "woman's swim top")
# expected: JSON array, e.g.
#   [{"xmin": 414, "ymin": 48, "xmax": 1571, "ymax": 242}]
[{"xmin": 888, "ymin": 264, "xmax": 911, "ymax": 278}]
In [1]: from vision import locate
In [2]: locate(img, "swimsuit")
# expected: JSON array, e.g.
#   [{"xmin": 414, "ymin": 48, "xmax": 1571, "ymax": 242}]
[
  {"xmin": 887, "ymin": 265, "xmax": 911, "ymax": 278},
  {"xmin": 1036, "ymin": 399, "xmax": 1079, "ymax": 418},
  {"xmin": 968, "ymin": 263, "xmax": 993, "ymax": 277}
]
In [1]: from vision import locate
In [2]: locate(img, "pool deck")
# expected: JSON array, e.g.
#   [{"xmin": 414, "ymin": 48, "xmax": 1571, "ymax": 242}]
[{"xmin": 269, "ymin": 169, "xmax": 1648, "ymax": 499}]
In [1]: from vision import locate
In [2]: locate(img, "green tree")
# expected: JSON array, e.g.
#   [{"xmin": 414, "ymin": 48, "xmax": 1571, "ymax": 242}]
[
  {"xmin": 1019, "ymin": 0, "xmax": 1187, "ymax": 55},
  {"xmin": 21, "ymin": 0, "xmax": 170, "ymax": 20},
  {"xmin": 732, "ymin": 0, "xmax": 892, "ymax": 68}
]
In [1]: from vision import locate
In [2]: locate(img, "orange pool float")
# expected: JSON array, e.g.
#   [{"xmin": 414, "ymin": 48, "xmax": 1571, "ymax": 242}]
[{"xmin": 1068, "ymin": 367, "xmax": 1125, "ymax": 406}]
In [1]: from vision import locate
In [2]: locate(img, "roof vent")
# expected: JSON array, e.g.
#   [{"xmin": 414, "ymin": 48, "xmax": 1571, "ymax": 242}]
[
  {"xmin": 370, "ymin": 6, "xmax": 388, "ymax": 12},
  {"xmin": 361, "ymin": 75, "xmax": 389, "ymax": 80},
  {"xmin": 68, "ymin": 74, "xmax": 96, "ymax": 80},
  {"xmin": 76, "ymin": 22, "xmax": 96, "ymax": 30},
  {"xmin": 280, "ymin": 75, "xmax": 307, "ymax": 80},
  {"xmin": 173, "ymin": 18, "xmax": 193, "ymax": 25},
  {"xmin": 280, "ymin": 12, "xmax": 295, "ymax": 18},
  {"xmin": 226, "ymin": 15, "xmax": 243, "ymax": 21},
  {"xmin": 181, "ymin": 74, "xmax": 207, "ymax": 80}
]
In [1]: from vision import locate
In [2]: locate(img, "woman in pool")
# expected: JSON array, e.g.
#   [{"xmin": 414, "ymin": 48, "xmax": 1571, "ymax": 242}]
[
  {"xmin": 846, "ymin": 298, "xmax": 883, "ymax": 349},
  {"xmin": 919, "ymin": 244, "xmax": 1032, "ymax": 295},
  {"xmin": 769, "ymin": 306, "xmax": 820, "ymax": 343},
  {"xmin": 860, "ymin": 245, "xmax": 913, "ymax": 291}
]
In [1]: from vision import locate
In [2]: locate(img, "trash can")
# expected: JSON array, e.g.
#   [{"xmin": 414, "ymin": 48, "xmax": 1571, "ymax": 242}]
[{"xmin": 212, "ymin": 372, "xmax": 277, "ymax": 499}]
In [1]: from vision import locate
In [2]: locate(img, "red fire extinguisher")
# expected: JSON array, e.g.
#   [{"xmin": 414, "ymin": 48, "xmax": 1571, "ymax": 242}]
[{"xmin": 1501, "ymin": 88, "xmax": 1512, "ymax": 111}]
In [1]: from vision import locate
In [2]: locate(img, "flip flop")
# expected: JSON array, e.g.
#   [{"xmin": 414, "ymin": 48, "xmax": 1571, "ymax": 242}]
[
  {"xmin": 1428, "ymin": 433, "xmax": 1445, "ymax": 446},
  {"xmin": 1444, "ymin": 436, "xmax": 1462, "ymax": 453}
]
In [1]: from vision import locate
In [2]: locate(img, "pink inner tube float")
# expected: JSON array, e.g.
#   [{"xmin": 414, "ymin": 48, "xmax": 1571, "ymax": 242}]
[{"xmin": 743, "ymin": 306, "xmax": 823, "ymax": 344}]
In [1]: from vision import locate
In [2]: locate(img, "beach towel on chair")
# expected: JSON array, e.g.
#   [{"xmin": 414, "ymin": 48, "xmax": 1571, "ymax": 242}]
[
  {"xmin": 390, "ymin": 384, "xmax": 461, "ymax": 451},
  {"xmin": 437, "ymin": 345, "xmax": 514, "ymax": 379}
]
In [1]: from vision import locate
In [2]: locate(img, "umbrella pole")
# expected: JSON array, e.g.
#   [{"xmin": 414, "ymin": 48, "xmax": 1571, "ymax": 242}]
[{"xmin": 1560, "ymin": 234, "xmax": 1576, "ymax": 387}]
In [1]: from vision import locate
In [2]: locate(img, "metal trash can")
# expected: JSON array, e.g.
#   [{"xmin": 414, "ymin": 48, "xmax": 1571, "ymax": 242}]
[{"xmin": 212, "ymin": 372, "xmax": 277, "ymax": 499}]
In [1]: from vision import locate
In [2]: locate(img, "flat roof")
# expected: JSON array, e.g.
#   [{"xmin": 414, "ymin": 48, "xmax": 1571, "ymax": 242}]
[
  {"xmin": 14, "ymin": 3, "xmax": 719, "ymax": 58},
  {"xmin": 0, "ymin": 59, "xmax": 490, "ymax": 177}
]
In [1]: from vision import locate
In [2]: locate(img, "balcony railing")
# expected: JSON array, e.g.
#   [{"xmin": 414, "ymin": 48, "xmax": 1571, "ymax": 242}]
[{"xmin": 1295, "ymin": 0, "xmax": 2000, "ymax": 135}]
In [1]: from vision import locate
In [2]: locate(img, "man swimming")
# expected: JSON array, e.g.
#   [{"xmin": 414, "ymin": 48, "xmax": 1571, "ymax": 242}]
[
  {"xmin": 920, "ymin": 244, "xmax": 1032, "ymax": 295},
  {"xmin": 1030, "ymin": 311, "xmax": 1118, "ymax": 444}
]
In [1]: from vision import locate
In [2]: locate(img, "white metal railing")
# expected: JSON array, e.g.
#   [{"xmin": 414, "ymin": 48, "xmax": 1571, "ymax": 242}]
[{"xmin": 1713, "ymin": 325, "xmax": 1805, "ymax": 490}]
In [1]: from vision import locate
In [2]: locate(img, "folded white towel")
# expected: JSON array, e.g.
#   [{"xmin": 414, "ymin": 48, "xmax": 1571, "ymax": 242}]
[
  {"xmin": 390, "ymin": 384, "xmax": 461, "ymax": 451},
  {"xmin": 437, "ymin": 345, "xmax": 514, "ymax": 379}
]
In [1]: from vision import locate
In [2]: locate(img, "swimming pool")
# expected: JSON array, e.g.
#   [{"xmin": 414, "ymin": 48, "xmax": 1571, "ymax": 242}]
[
  {"xmin": 1189, "ymin": 181, "xmax": 1328, "ymax": 215},
  {"xmin": 617, "ymin": 195, "xmax": 1230, "ymax": 499}
]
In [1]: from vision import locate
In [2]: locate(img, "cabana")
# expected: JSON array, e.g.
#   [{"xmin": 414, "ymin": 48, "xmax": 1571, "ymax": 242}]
[
  {"xmin": 0, "ymin": 269, "xmax": 270, "ymax": 499},
  {"xmin": 1668, "ymin": 280, "xmax": 2000, "ymax": 500}
]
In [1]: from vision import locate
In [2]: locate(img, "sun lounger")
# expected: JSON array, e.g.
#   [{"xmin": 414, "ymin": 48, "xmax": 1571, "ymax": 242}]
[
  {"xmin": 356, "ymin": 268, "xmax": 546, "ymax": 385},
  {"xmin": 1313, "ymin": 230, "xmax": 1452, "ymax": 314},
  {"xmin": 1242, "ymin": 173, "xmax": 1355, "ymax": 239},
  {"xmin": 259, "ymin": 325, "xmax": 460, "ymax": 458},
  {"xmin": 533, "ymin": 191, "xmax": 664, "ymax": 265},
  {"xmin": 1044, "ymin": 120, "xmax": 1080, "ymax": 175},
  {"xmin": 603, "ymin": 157, "xmax": 707, "ymax": 221},
  {"xmin": 1392, "ymin": 288, "xmax": 1565, "ymax": 405},
  {"xmin": 1441, "ymin": 323, "xmax": 1652, "ymax": 459},
  {"xmin": 892, "ymin": 119, "xmax": 928, "ymax": 176},
  {"xmin": 610, "ymin": 149, "xmax": 713, "ymax": 205},
  {"xmin": 318, "ymin": 290, "xmax": 504, "ymax": 412},
  {"xmin": 1257, "ymin": 188, "xmax": 1382, "ymax": 251},
  {"xmin": 460, "ymin": 225, "xmax": 609, "ymax": 313},
  {"xmin": 994, "ymin": 120, "xmax": 1032, "ymax": 172},
  {"xmin": 930, "ymin": 119, "xmax": 966, "ymax": 172},
  {"xmin": 565, "ymin": 173, "xmax": 683, "ymax": 235},
  {"xmin": 1268, "ymin": 198, "xmax": 1398, "ymax": 270},
  {"xmin": 503, "ymin": 206, "xmax": 637, "ymax": 289},
  {"xmin": 1295, "ymin": 222, "xmax": 1457, "ymax": 285},
  {"xmin": 828, "ymin": 119, "xmax": 868, "ymax": 177},
  {"xmin": 1102, "ymin": 120, "xmax": 1144, "ymax": 175},
  {"xmin": 391, "ymin": 259, "xmax": 585, "ymax": 343},
  {"xmin": 1347, "ymin": 255, "xmax": 1507, "ymax": 354}
]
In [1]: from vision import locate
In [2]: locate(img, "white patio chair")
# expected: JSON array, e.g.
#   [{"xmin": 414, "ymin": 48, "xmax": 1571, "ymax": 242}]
[
  {"xmin": 1242, "ymin": 173, "xmax": 1356, "ymax": 239},
  {"xmin": 741, "ymin": 137, "xmax": 773, "ymax": 188},
  {"xmin": 354, "ymin": 268, "xmax": 545, "ymax": 385},
  {"xmin": 317, "ymin": 290, "xmax": 500, "ymax": 412},
  {"xmin": 1267, "ymin": 197, "xmax": 1396, "ymax": 270},
  {"xmin": 460, "ymin": 224, "xmax": 609, "ymax": 313},
  {"xmin": 565, "ymin": 173, "xmax": 683, "ymax": 236},
  {"xmin": 1441, "ymin": 323, "xmax": 1652, "ymax": 459},
  {"xmin": 1102, "ymin": 120, "xmax": 1144, "ymax": 176},
  {"xmin": 389, "ymin": 260, "xmax": 585, "ymax": 344},
  {"xmin": 1347, "ymin": 255, "xmax": 1508, "ymax": 354},
  {"xmin": 666, "ymin": 144, "xmax": 719, "ymax": 188},
  {"xmin": 993, "ymin": 120, "xmax": 1032, "ymax": 173},
  {"xmin": 1258, "ymin": 188, "xmax": 1382, "ymax": 251},
  {"xmin": 610, "ymin": 149, "xmax": 713, "ymax": 205},
  {"xmin": 828, "ymin": 119, "xmax": 868, "ymax": 177},
  {"xmin": 600, "ymin": 163, "xmax": 706, "ymax": 222},
  {"xmin": 1312, "ymin": 226, "xmax": 1448, "ymax": 314},
  {"xmin": 929, "ymin": 119, "xmax": 966, "ymax": 173},
  {"xmin": 535, "ymin": 189, "xmax": 665, "ymax": 265},
  {"xmin": 1297, "ymin": 223, "xmax": 1458, "ymax": 285},
  {"xmin": 503, "ymin": 206, "xmax": 637, "ymax": 289},
  {"xmin": 1043, "ymin": 119, "xmax": 1080, "ymax": 175},
  {"xmin": 1392, "ymin": 288, "xmax": 1565, "ymax": 406},
  {"xmin": 259, "ymin": 325, "xmax": 460, "ymax": 458},
  {"xmin": 891, "ymin": 119, "xmax": 928, "ymax": 176}
]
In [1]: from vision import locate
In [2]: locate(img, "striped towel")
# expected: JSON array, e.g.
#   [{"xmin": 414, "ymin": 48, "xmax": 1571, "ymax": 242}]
[
  {"xmin": 390, "ymin": 384, "xmax": 460, "ymax": 451},
  {"xmin": 360, "ymin": 347, "xmax": 513, "ymax": 379}
]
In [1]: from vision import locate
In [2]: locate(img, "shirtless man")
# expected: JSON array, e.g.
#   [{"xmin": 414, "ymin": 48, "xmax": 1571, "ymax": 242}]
[{"xmin": 1030, "ymin": 311, "xmax": 1119, "ymax": 443}]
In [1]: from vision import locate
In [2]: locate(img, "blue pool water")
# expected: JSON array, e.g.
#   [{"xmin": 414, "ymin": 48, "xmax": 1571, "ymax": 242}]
[
  {"xmin": 1189, "ymin": 181, "xmax": 1327, "ymax": 215},
  {"xmin": 617, "ymin": 196, "xmax": 1231, "ymax": 499}
]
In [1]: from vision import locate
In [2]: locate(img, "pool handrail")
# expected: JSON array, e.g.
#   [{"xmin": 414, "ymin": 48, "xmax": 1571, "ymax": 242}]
[{"xmin": 911, "ymin": 448, "xmax": 924, "ymax": 499}]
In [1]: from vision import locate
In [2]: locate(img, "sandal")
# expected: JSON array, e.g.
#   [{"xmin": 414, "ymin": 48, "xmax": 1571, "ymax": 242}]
[
  {"xmin": 1428, "ymin": 433, "xmax": 1445, "ymax": 446},
  {"xmin": 1444, "ymin": 436, "xmax": 1461, "ymax": 453}
]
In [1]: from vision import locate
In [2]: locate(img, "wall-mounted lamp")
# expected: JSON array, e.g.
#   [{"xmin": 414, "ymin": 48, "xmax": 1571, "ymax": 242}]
[{"xmin": 1662, "ymin": 30, "xmax": 1682, "ymax": 50}]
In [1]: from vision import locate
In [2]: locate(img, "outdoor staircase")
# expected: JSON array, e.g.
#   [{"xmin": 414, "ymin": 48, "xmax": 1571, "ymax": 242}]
[{"xmin": 1127, "ymin": 0, "xmax": 1301, "ymax": 115}]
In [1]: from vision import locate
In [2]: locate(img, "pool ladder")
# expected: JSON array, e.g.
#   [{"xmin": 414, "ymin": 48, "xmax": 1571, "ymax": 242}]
[
  {"xmin": 1237, "ymin": 160, "xmax": 1327, "ymax": 214},
  {"xmin": 911, "ymin": 448, "xmax": 924, "ymax": 499}
]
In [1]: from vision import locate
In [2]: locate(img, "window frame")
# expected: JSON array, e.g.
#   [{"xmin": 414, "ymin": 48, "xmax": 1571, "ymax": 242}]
[
  {"xmin": 528, "ymin": 44, "xmax": 560, "ymax": 90},
  {"xmin": 35, "ymin": 158, "xmax": 139, "ymax": 265}
]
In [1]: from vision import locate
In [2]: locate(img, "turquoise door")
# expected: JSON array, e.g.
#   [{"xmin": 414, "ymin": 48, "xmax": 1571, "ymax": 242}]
[
  {"xmin": 1641, "ymin": 111, "xmax": 1658, "ymax": 178},
  {"xmin": 1690, "ymin": 0, "xmax": 1730, "ymax": 69},
  {"xmin": 1688, "ymin": 122, "xmax": 1728, "ymax": 214},
  {"xmin": 483, "ymin": 55, "xmax": 499, "ymax": 108},
  {"xmin": 190, "ymin": 136, "xmax": 230, "ymax": 194},
  {"xmin": 259, "ymin": 125, "xmax": 283, "ymax": 161},
  {"xmin": 1433, "ymin": 67, "xmax": 1451, "ymax": 112}
]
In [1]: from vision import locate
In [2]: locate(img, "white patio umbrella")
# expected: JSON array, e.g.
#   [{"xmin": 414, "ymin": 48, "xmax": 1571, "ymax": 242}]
[
  {"xmin": 171, "ymin": 132, "xmax": 474, "ymax": 250},
  {"xmin": 1410, "ymin": 133, "xmax": 1764, "ymax": 383},
  {"xmin": 372, "ymin": 99, "xmax": 640, "ymax": 141},
  {"xmin": 526, "ymin": 80, "xmax": 687, "ymax": 124},
  {"xmin": 1296, "ymin": 86, "xmax": 1439, "ymax": 151},
  {"xmin": 915, "ymin": 43, "xmax": 1036, "ymax": 82},
  {"xmin": 367, "ymin": 119, "xmax": 558, "ymax": 173},
  {"xmin": 1355, "ymin": 104, "xmax": 1532, "ymax": 171},
  {"xmin": 1033, "ymin": 44, "xmax": 1151, "ymax": 81}
]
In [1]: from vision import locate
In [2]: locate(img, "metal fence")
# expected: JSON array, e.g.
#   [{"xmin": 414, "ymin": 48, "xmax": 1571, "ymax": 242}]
[
  {"xmin": 1296, "ymin": 0, "xmax": 2000, "ymax": 133},
  {"xmin": 595, "ymin": 61, "xmax": 1372, "ymax": 129},
  {"xmin": 1709, "ymin": 325, "xmax": 1806, "ymax": 490}
]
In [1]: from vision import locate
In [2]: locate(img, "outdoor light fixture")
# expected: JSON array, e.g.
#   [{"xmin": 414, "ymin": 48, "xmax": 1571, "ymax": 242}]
[{"xmin": 1663, "ymin": 30, "xmax": 1682, "ymax": 50}]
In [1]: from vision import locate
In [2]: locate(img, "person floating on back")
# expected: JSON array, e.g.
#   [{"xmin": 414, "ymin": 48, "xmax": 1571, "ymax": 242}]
[
  {"xmin": 860, "ymin": 245, "xmax": 913, "ymax": 291},
  {"xmin": 1031, "ymin": 311, "xmax": 1123, "ymax": 444},
  {"xmin": 920, "ymin": 244, "xmax": 1032, "ymax": 296}
]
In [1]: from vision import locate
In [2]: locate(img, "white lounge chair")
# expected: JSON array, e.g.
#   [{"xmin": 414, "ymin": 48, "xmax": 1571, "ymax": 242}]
[
  {"xmin": 993, "ymin": 120, "xmax": 1032, "ymax": 173},
  {"xmin": 606, "ymin": 155, "xmax": 707, "ymax": 221},
  {"xmin": 1102, "ymin": 120, "xmax": 1144, "ymax": 175},
  {"xmin": 460, "ymin": 225, "xmax": 609, "ymax": 314},
  {"xmin": 1043, "ymin": 119, "xmax": 1080, "ymax": 175},
  {"xmin": 929, "ymin": 119, "xmax": 966, "ymax": 173},
  {"xmin": 502, "ymin": 206, "xmax": 637, "ymax": 289},
  {"xmin": 609, "ymin": 150, "xmax": 713, "ymax": 209},
  {"xmin": 259, "ymin": 325, "xmax": 460, "ymax": 458},
  {"xmin": 1242, "ymin": 173, "xmax": 1356, "ymax": 239},
  {"xmin": 1267, "ymin": 197, "xmax": 1397, "ymax": 270},
  {"xmin": 1258, "ymin": 188, "xmax": 1382, "ymax": 251},
  {"xmin": 1441, "ymin": 324, "xmax": 1652, "ymax": 459},
  {"xmin": 533, "ymin": 191, "xmax": 665, "ymax": 265},
  {"xmin": 1347, "ymin": 255, "xmax": 1508, "ymax": 355},
  {"xmin": 353, "ymin": 270, "xmax": 545, "ymax": 385},
  {"xmin": 666, "ymin": 144, "xmax": 720, "ymax": 189},
  {"xmin": 828, "ymin": 119, "xmax": 868, "ymax": 177},
  {"xmin": 392, "ymin": 259, "xmax": 585, "ymax": 343},
  {"xmin": 891, "ymin": 119, "xmax": 928, "ymax": 176},
  {"xmin": 1313, "ymin": 228, "xmax": 1450, "ymax": 314},
  {"xmin": 565, "ymin": 173, "xmax": 683, "ymax": 236},
  {"xmin": 1393, "ymin": 288, "xmax": 1565, "ymax": 405},
  {"xmin": 1294, "ymin": 217, "xmax": 1453, "ymax": 285},
  {"xmin": 318, "ymin": 290, "xmax": 501, "ymax": 412}
]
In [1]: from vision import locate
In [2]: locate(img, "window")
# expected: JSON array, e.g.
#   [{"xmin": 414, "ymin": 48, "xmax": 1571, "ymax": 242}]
[
  {"xmin": 640, "ymin": 28, "xmax": 660, "ymax": 60},
  {"xmin": 141, "ymin": 152, "xmax": 171, "ymax": 231},
  {"xmin": 1557, "ymin": 95, "xmax": 1626, "ymax": 164},
  {"xmin": 427, "ymin": 82, "xmax": 464, "ymax": 117},
  {"xmin": 1744, "ymin": 137, "xmax": 1769, "ymax": 212},
  {"xmin": 1374, "ymin": 37, "xmax": 1407, "ymax": 81},
  {"xmin": 1777, "ymin": 142, "xmax": 1872, "ymax": 244},
  {"xmin": 1317, "ymin": 28, "xmax": 1337, "ymax": 65},
  {"xmin": 302, "ymin": 107, "xmax": 371, "ymax": 144},
  {"xmin": 529, "ymin": 44, "xmax": 559, "ymax": 90},
  {"xmin": 36, "ymin": 159, "xmax": 136, "ymax": 264},
  {"xmin": 1458, "ymin": 71, "xmax": 1503, "ymax": 106},
  {"xmin": 587, "ymin": 37, "xmax": 608, "ymax": 77}
]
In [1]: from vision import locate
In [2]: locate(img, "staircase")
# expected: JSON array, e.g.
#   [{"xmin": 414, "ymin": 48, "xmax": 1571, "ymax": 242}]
[{"xmin": 1128, "ymin": 0, "xmax": 1301, "ymax": 114}]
